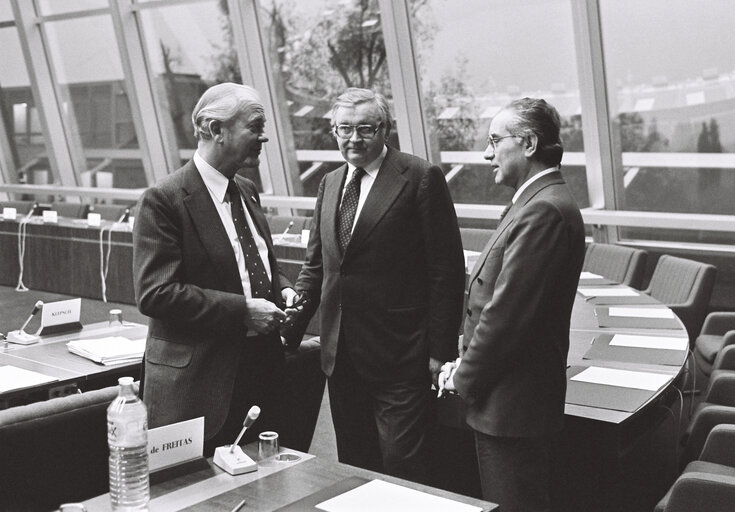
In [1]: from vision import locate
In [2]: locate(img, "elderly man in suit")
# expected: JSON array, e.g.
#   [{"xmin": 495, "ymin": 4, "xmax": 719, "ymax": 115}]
[
  {"xmin": 133, "ymin": 83, "xmax": 296, "ymax": 455},
  {"xmin": 441, "ymin": 98, "xmax": 585, "ymax": 512},
  {"xmin": 288, "ymin": 88, "xmax": 465, "ymax": 482}
]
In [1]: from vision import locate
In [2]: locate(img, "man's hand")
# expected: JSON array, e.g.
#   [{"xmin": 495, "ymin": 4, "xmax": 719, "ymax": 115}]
[
  {"xmin": 244, "ymin": 298, "xmax": 286, "ymax": 334},
  {"xmin": 437, "ymin": 357, "xmax": 461, "ymax": 397},
  {"xmin": 282, "ymin": 287, "xmax": 299, "ymax": 308},
  {"xmin": 429, "ymin": 357, "xmax": 443, "ymax": 388}
]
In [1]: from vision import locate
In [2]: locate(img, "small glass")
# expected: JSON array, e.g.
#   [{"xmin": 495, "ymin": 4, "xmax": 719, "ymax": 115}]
[
  {"xmin": 258, "ymin": 431, "xmax": 279, "ymax": 460},
  {"xmin": 108, "ymin": 309, "xmax": 123, "ymax": 327}
]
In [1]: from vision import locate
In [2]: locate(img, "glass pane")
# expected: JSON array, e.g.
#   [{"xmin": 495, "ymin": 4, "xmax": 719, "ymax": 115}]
[
  {"xmin": 37, "ymin": 0, "xmax": 109, "ymax": 16},
  {"xmin": 411, "ymin": 0, "xmax": 587, "ymax": 215},
  {"xmin": 0, "ymin": 27, "xmax": 56, "ymax": 184},
  {"xmin": 600, "ymin": 0, "xmax": 735, "ymax": 241},
  {"xmin": 43, "ymin": 15, "xmax": 146, "ymax": 188},
  {"xmin": 0, "ymin": 0, "xmax": 13, "ymax": 22},
  {"xmin": 259, "ymin": 0, "xmax": 400, "ymax": 197}
]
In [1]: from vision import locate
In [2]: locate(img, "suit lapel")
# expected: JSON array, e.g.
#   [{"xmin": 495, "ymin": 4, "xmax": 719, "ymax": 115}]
[
  {"xmin": 182, "ymin": 162, "xmax": 243, "ymax": 294},
  {"xmin": 345, "ymin": 148, "xmax": 406, "ymax": 257},
  {"xmin": 322, "ymin": 165, "xmax": 348, "ymax": 260}
]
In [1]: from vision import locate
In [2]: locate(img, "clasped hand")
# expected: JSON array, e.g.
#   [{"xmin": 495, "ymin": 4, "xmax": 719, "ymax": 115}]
[
  {"xmin": 244, "ymin": 297, "xmax": 286, "ymax": 334},
  {"xmin": 437, "ymin": 357, "xmax": 461, "ymax": 398}
]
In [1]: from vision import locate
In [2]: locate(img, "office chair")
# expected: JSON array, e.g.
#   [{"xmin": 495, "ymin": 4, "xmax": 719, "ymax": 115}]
[
  {"xmin": 582, "ymin": 242, "xmax": 648, "ymax": 289},
  {"xmin": 51, "ymin": 202, "xmax": 86, "ymax": 218},
  {"xmin": 694, "ymin": 312, "xmax": 735, "ymax": 377},
  {"xmin": 459, "ymin": 227, "xmax": 494, "ymax": 252},
  {"xmin": 655, "ymin": 424, "xmax": 735, "ymax": 512},
  {"xmin": 643, "ymin": 255, "xmax": 717, "ymax": 345}
]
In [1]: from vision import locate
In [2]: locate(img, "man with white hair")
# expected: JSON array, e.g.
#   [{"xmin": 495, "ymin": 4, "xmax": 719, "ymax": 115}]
[{"xmin": 133, "ymin": 82, "xmax": 297, "ymax": 454}]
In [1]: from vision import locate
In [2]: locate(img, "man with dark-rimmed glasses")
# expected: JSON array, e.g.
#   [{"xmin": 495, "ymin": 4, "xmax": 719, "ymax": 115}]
[{"xmin": 284, "ymin": 87, "xmax": 465, "ymax": 483}]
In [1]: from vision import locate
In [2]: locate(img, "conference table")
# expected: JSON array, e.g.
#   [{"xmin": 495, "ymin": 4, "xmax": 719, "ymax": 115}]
[{"xmin": 82, "ymin": 444, "xmax": 497, "ymax": 511}]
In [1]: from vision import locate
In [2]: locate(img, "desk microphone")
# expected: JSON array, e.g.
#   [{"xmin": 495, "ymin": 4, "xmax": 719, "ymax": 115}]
[
  {"xmin": 7, "ymin": 300, "xmax": 43, "ymax": 345},
  {"xmin": 230, "ymin": 405, "xmax": 261, "ymax": 453},
  {"xmin": 281, "ymin": 221, "xmax": 294, "ymax": 238},
  {"xmin": 213, "ymin": 405, "xmax": 261, "ymax": 475},
  {"xmin": 115, "ymin": 208, "xmax": 130, "ymax": 225}
]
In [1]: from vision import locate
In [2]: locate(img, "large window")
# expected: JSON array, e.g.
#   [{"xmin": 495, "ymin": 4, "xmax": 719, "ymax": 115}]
[
  {"xmin": 600, "ymin": 0, "xmax": 735, "ymax": 244},
  {"xmin": 411, "ymin": 0, "xmax": 588, "ymax": 212},
  {"xmin": 43, "ymin": 13, "xmax": 146, "ymax": 188},
  {"xmin": 259, "ymin": 0, "xmax": 401, "ymax": 196}
]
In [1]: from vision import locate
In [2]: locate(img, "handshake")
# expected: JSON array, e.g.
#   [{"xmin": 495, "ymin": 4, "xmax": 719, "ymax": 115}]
[{"xmin": 437, "ymin": 357, "xmax": 462, "ymax": 398}]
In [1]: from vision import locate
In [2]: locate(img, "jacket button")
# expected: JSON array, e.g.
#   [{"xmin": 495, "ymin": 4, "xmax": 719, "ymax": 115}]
[
  {"xmin": 477, "ymin": 278, "xmax": 483, "ymax": 285},
  {"xmin": 466, "ymin": 308, "xmax": 472, "ymax": 317}
]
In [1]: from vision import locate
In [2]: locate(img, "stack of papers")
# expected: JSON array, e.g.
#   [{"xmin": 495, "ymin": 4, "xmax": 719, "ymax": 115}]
[{"xmin": 67, "ymin": 336, "xmax": 146, "ymax": 365}]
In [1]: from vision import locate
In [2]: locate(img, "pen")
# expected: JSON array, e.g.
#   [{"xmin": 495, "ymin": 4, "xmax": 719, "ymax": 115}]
[{"xmin": 231, "ymin": 499, "xmax": 246, "ymax": 512}]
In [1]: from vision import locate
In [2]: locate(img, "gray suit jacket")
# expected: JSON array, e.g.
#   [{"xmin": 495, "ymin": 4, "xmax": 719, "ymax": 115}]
[
  {"xmin": 133, "ymin": 160, "xmax": 290, "ymax": 439},
  {"xmin": 294, "ymin": 146, "xmax": 465, "ymax": 383},
  {"xmin": 454, "ymin": 171, "xmax": 585, "ymax": 437}
]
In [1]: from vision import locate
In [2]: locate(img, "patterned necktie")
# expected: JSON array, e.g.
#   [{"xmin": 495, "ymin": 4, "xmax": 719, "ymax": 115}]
[
  {"xmin": 337, "ymin": 167, "xmax": 365, "ymax": 254},
  {"xmin": 227, "ymin": 180, "xmax": 272, "ymax": 299}
]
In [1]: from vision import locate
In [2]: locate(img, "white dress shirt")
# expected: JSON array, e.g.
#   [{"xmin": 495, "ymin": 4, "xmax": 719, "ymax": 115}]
[
  {"xmin": 194, "ymin": 151, "xmax": 272, "ymax": 299},
  {"xmin": 339, "ymin": 145, "xmax": 388, "ymax": 234},
  {"xmin": 512, "ymin": 166, "xmax": 559, "ymax": 204}
]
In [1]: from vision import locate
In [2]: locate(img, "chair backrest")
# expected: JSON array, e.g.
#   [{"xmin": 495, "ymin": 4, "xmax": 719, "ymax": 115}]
[
  {"xmin": 583, "ymin": 243, "xmax": 648, "ymax": 289},
  {"xmin": 52, "ymin": 202, "xmax": 87, "ymax": 218},
  {"xmin": 1, "ymin": 200, "xmax": 34, "ymax": 215},
  {"xmin": 645, "ymin": 254, "xmax": 717, "ymax": 341},
  {"xmin": 0, "ymin": 385, "xmax": 118, "ymax": 510},
  {"xmin": 88, "ymin": 204, "xmax": 129, "ymax": 221}
]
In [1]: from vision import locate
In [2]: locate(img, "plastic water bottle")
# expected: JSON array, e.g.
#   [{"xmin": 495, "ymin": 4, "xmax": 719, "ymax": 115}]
[{"xmin": 107, "ymin": 376, "xmax": 149, "ymax": 511}]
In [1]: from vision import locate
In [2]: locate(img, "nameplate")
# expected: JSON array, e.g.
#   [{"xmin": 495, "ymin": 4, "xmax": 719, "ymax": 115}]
[
  {"xmin": 128, "ymin": 216, "xmax": 135, "ymax": 229},
  {"xmin": 87, "ymin": 212, "xmax": 102, "ymax": 227},
  {"xmin": 2, "ymin": 207, "xmax": 16, "ymax": 220},
  {"xmin": 148, "ymin": 417, "xmax": 204, "ymax": 472},
  {"xmin": 301, "ymin": 229, "xmax": 310, "ymax": 245},
  {"xmin": 38, "ymin": 298, "xmax": 82, "ymax": 335},
  {"xmin": 42, "ymin": 210, "xmax": 58, "ymax": 223}
]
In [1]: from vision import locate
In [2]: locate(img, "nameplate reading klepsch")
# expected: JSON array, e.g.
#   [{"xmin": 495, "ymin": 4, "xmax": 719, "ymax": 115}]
[
  {"xmin": 38, "ymin": 298, "xmax": 82, "ymax": 335},
  {"xmin": 87, "ymin": 212, "xmax": 102, "ymax": 227},
  {"xmin": 301, "ymin": 229, "xmax": 310, "ymax": 245},
  {"xmin": 42, "ymin": 210, "xmax": 58, "ymax": 223},
  {"xmin": 2, "ymin": 207, "xmax": 17, "ymax": 220},
  {"xmin": 148, "ymin": 417, "xmax": 204, "ymax": 472}
]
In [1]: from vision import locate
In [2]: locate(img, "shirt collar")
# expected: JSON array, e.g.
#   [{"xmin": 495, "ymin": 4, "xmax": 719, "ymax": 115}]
[
  {"xmin": 194, "ymin": 150, "xmax": 230, "ymax": 203},
  {"xmin": 512, "ymin": 166, "xmax": 559, "ymax": 204},
  {"xmin": 347, "ymin": 145, "xmax": 388, "ymax": 179}
]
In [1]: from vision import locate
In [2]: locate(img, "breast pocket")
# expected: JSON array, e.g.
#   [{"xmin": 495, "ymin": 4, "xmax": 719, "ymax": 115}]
[{"xmin": 145, "ymin": 337, "xmax": 194, "ymax": 368}]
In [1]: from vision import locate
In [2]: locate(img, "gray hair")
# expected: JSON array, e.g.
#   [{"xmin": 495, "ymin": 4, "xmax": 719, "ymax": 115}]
[
  {"xmin": 191, "ymin": 83, "xmax": 264, "ymax": 140},
  {"xmin": 504, "ymin": 97, "xmax": 563, "ymax": 167},
  {"xmin": 329, "ymin": 88, "xmax": 393, "ymax": 138}
]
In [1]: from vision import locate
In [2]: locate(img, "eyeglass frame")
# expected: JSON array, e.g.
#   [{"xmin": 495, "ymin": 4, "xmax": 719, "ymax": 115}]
[
  {"xmin": 334, "ymin": 123, "xmax": 383, "ymax": 140},
  {"xmin": 486, "ymin": 134, "xmax": 521, "ymax": 150}
]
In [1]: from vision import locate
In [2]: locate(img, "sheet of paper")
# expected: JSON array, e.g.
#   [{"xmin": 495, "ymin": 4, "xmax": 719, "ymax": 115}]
[
  {"xmin": 570, "ymin": 366, "xmax": 672, "ymax": 391},
  {"xmin": 608, "ymin": 307, "xmax": 674, "ymax": 319},
  {"xmin": 316, "ymin": 479, "xmax": 482, "ymax": 512},
  {"xmin": 578, "ymin": 287, "xmax": 639, "ymax": 297},
  {"xmin": 580, "ymin": 271, "xmax": 603, "ymax": 279},
  {"xmin": 0, "ymin": 365, "xmax": 58, "ymax": 393},
  {"xmin": 609, "ymin": 334, "xmax": 688, "ymax": 351}
]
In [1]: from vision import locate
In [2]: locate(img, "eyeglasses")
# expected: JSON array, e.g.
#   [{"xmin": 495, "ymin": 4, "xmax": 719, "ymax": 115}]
[
  {"xmin": 486, "ymin": 134, "xmax": 519, "ymax": 150},
  {"xmin": 334, "ymin": 124, "xmax": 382, "ymax": 140}
]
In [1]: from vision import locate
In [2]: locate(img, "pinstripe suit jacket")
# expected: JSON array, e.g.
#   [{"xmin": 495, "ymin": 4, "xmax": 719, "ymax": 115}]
[{"xmin": 133, "ymin": 160, "xmax": 290, "ymax": 439}]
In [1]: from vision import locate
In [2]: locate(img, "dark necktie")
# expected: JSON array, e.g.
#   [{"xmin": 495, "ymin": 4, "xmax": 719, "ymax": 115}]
[
  {"xmin": 227, "ymin": 180, "xmax": 272, "ymax": 299},
  {"xmin": 337, "ymin": 167, "xmax": 365, "ymax": 254}
]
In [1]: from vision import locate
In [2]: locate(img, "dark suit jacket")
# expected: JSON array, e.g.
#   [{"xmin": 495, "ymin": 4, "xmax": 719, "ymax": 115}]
[
  {"xmin": 454, "ymin": 171, "xmax": 585, "ymax": 437},
  {"xmin": 133, "ymin": 159, "xmax": 291, "ymax": 439},
  {"xmin": 295, "ymin": 146, "xmax": 465, "ymax": 383}
]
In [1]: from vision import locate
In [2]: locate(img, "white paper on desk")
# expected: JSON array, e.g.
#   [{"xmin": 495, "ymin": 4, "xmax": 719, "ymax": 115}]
[
  {"xmin": 67, "ymin": 336, "xmax": 145, "ymax": 364},
  {"xmin": 0, "ymin": 365, "xmax": 58, "ymax": 393},
  {"xmin": 316, "ymin": 479, "xmax": 482, "ymax": 512},
  {"xmin": 578, "ymin": 287, "xmax": 639, "ymax": 297},
  {"xmin": 609, "ymin": 334, "xmax": 688, "ymax": 351},
  {"xmin": 580, "ymin": 271, "xmax": 603, "ymax": 279},
  {"xmin": 608, "ymin": 307, "xmax": 674, "ymax": 319},
  {"xmin": 571, "ymin": 366, "xmax": 672, "ymax": 391}
]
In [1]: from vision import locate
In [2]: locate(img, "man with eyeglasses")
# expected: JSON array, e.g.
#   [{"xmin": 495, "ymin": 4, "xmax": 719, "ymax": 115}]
[
  {"xmin": 439, "ymin": 98, "xmax": 585, "ymax": 512},
  {"xmin": 284, "ymin": 87, "xmax": 465, "ymax": 483}
]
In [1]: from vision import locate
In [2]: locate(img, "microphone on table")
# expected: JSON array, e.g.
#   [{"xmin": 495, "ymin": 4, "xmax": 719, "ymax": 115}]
[
  {"xmin": 230, "ymin": 405, "xmax": 261, "ymax": 453},
  {"xmin": 213, "ymin": 405, "xmax": 261, "ymax": 475},
  {"xmin": 7, "ymin": 300, "xmax": 43, "ymax": 345},
  {"xmin": 280, "ymin": 221, "xmax": 294, "ymax": 238},
  {"xmin": 115, "ymin": 208, "xmax": 130, "ymax": 225}
]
